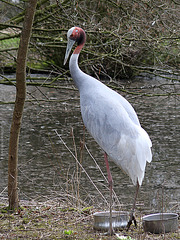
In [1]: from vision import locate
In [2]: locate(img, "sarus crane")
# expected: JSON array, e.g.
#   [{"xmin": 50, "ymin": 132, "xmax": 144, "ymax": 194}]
[{"xmin": 64, "ymin": 26, "xmax": 152, "ymax": 235}]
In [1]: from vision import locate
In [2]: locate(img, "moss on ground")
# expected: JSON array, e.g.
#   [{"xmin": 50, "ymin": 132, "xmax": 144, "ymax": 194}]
[{"xmin": 0, "ymin": 200, "xmax": 179, "ymax": 240}]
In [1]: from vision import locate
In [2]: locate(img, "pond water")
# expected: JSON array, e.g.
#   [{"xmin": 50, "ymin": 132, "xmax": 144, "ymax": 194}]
[{"xmin": 0, "ymin": 74, "xmax": 179, "ymax": 214}]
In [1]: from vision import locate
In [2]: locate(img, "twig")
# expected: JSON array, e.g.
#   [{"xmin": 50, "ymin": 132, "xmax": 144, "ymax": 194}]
[
  {"xmin": 54, "ymin": 130, "xmax": 109, "ymax": 206},
  {"xmin": 85, "ymin": 144, "xmax": 122, "ymax": 208}
]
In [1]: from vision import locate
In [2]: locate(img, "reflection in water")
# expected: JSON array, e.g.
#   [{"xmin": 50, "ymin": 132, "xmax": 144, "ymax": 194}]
[{"xmin": 0, "ymin": 76, "xmax": 179, "ymax": 214}]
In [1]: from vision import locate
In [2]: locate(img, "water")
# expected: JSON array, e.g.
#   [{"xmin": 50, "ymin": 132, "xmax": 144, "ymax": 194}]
[{"xmin": 0, "ymin": 74, "xmax": 179, "ymax": 214}]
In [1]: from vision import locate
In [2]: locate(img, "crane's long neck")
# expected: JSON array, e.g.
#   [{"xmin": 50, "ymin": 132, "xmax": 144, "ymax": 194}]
[{"xmin": 69, "ymin": 53, "xmax": 85, "ymax": 90}]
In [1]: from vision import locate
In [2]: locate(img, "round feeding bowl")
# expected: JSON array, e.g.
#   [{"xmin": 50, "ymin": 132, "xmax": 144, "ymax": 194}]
[
  {"xmin": 93, "ymin": 211, "xmax": 129, "ymax": 231},
  {"xmin": 142, "ymin": 213, "xmax": 178, "ymax": 234}
]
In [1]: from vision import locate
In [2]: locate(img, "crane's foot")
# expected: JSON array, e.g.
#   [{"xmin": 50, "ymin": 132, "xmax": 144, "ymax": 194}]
[{"xmin": 127, "ymin": 214, "xmax": 137, "ymax": 230}]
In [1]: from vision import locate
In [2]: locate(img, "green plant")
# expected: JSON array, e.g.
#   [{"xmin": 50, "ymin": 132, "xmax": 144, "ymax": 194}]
[{"xmin": 64, "ymin": 229, "xmax": 74, "ymax": 235}]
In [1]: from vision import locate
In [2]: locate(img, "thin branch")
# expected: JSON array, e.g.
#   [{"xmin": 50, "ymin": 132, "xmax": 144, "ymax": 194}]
[
  {"xmin": 54, "ymin": 130, "xmax": 109, "ymax": 206},
  {"xmin": 0, "ymin": 0, "xmax": 24, "ymax": 10},
  {"xmin": 85, "ymin": 144, "xmax": 122, "ymax": 208}
]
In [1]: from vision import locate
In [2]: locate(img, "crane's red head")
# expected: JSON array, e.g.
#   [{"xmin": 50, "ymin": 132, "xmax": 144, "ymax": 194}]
[
  {"xmin": 68, "ymin": 27, "xmax": 86, "ymax": 49},
  {"xmin": 64, "ymin": 27, "xmax": 86, "ymax": 65}
]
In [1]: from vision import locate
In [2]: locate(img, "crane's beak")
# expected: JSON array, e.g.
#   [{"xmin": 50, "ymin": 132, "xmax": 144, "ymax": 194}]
[{"xmin": 64, "ymin": 38, "xmax": 76, "ymax": 65}]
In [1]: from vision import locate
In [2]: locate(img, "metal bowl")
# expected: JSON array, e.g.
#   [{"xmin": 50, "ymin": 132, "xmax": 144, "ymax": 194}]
[
  {"xmin": 142, "ymin": 213, "xmax": 178, "ymax": 234},
  {"xmin": 93, "ymin": 211, "xmax": 129, "ymax": 231}
]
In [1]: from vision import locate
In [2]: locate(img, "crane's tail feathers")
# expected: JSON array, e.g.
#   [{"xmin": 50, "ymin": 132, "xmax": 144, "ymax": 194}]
[
  {"xmin": 114, "ymin": 129, "xmax": 152, "ymax": 186},
  {"xmin": 135, "ymin": 128, "xmax": 152, "ymax": 185}
]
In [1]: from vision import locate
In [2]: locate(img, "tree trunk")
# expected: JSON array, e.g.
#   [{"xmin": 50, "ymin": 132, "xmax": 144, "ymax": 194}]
[{"xmin": 8, "ymin": 0, "xmax": 37, "ymax": 210}]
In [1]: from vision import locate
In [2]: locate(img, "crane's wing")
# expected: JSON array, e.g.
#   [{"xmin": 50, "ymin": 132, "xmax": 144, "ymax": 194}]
[
  {"xmin": 80, "ymin": 73, "xmax": 141, "ymax": 126},
  {"xmin": 80, "ymin": 81, "xmax": 152, "ymax": 185}
]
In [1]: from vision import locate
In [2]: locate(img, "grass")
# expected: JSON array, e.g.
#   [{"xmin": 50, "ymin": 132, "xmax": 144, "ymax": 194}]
[
  {"xmin": 0, "ymin": 199, "xmax": 179, "ymax": 240},
  {"xmin": 0, "ymin": 36, "xmax": 19, "ymax": 69},
  {"xmin": 0, "ymin": 37, "xmax": 20, "ymax": 49},
  {"xmin": 0, "ymin": 36, "xmax": 50, "ymax": 71}
]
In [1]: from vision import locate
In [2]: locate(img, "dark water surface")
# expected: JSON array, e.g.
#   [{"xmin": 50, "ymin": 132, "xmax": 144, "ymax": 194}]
[{"xmin": 0, "ymin": 74, "xmax": 179, "ymax": 214}]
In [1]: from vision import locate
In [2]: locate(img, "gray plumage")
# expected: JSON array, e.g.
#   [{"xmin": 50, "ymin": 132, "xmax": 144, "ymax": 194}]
[{"xmin": 65, "ymin": 27, "xmax": 152, "ymax": 187}]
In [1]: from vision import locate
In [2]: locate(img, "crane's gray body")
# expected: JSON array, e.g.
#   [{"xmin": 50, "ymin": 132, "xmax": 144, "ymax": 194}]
[{"xmin": 70, "ymin": 53, "xmax": 152, "ymax": 186}]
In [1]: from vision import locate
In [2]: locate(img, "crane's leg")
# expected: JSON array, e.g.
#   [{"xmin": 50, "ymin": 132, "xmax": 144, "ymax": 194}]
[
  {"xmin": 127, "ymin": 181, "xmax": 139, "ymax": 230},
  {"xmin": 104, "ymin": 152, "xmax": 114, "ymax": 235}
]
